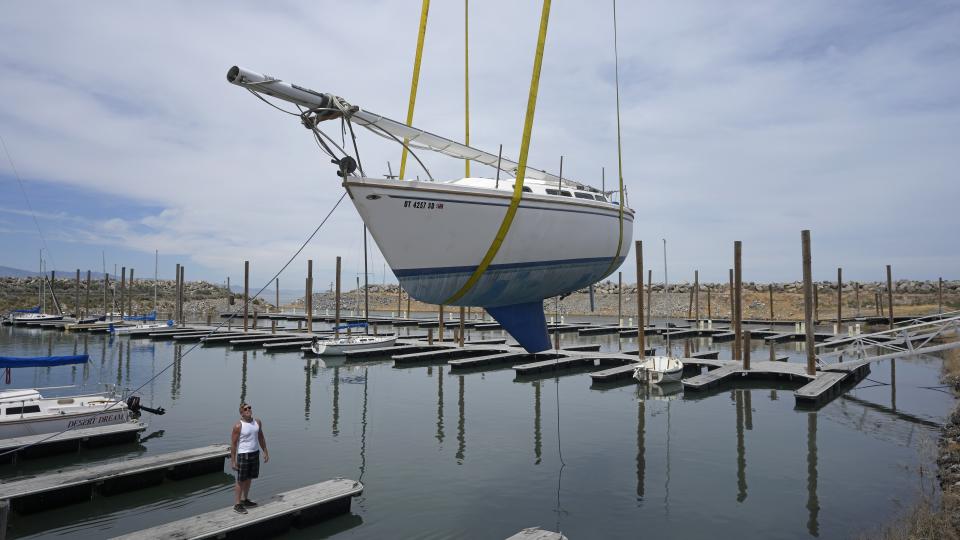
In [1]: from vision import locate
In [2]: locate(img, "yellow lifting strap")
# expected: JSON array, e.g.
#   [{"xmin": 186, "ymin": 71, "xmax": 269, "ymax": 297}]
[
  {"xmin": 602, "ymin": 0, "xmax": 626, "ymax": 277},
  {"xmin": 399, "ymin": 0, "xmax": 431, "ymax": 180},
  {"xmin": 444, "ymin": 0, "xmax": 552, "ymax": 305}
]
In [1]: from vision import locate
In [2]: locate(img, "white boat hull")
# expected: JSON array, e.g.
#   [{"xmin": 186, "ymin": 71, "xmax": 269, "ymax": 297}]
[
  {"xmin": 311, "ymin": 335, "xmax": 397, "ymax": 356},
  {"xmin": 345, "ymin": 178, "xmax": 633, "ymax": 307},
  {"xmin": 0, "ymin": 408, "xmax": 132, "ymax": 439},
  {"xmin": 634, "ymin": 356, "xmax": 685, "ymax": 385}
]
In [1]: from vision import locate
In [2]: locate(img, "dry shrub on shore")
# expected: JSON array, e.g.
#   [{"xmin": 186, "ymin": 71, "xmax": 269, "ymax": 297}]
[{"xmin": 863, "ymin": 493, "xmax": 960, "ymax": 540}]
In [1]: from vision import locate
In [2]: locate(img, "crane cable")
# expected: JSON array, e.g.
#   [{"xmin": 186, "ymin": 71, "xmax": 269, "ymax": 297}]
[{"xmin": 601, "ymin": 0, "xmax": 626, "ymax": 278}]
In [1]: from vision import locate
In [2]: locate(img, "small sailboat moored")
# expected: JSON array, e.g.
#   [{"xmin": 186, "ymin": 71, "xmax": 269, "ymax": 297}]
[
  {"xmin": 633, "ymin": 356, "xmax": 685, "ymax": 385},
  {"xmin": 310, "ymin": 335, "xmax": 397, "ymax": 356}
]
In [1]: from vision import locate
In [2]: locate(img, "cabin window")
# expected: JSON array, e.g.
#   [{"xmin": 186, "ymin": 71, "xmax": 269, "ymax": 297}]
[
  {"xmin": 6, "ymin": 405, "xmax": 41, "ymax": 415},
  {"xmin": 594, "ymin": 194, "xmax": 606, "ymax": 201},
  {"xmin": 513, "ymin": 185, "xmax": 533, "ymax": 193},
  {"xmin": 574, "ymin": 192, "xmax": 594, "ymax": 200},
  {"xmin": 545, "ymin": 189, "xmax": 559, "ymax": 196}
]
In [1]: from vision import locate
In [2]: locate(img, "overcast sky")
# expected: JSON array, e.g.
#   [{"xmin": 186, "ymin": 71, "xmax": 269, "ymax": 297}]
[{"xmin": 1, "ymin": 0, "xmax": 958, "ymax": 294}]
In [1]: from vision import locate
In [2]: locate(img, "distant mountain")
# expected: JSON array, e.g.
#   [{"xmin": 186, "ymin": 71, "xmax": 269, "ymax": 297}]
[{"xmin": 0, "ymin": 266, "xmax": 109, "ymax": 279}]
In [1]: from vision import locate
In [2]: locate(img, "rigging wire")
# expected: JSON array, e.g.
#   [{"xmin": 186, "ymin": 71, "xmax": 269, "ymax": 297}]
[
  {"xmin": 0, "ymin": 134, "xmax": 58, "ymax": 272},
  {"xmin": 0, "ymin": 192, "xmax": 348, "ymax": 459}
]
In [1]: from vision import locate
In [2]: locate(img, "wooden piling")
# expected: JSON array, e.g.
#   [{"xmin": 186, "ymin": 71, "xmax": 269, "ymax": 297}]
[
  {"xmin": 855, "ymin": 281, "xmax": 861, "ymax": 317},
  {"xmin": 876, "ymin": 290, "xmax": 882, "ymax": 316},
  {"xmin": 252, "ymin": 311, "xmax": 258, "ymax": 330},
  {"xmin": 836, "ymin": 268, "xmax": 842, "ymax": 333},
  {"xmin": 733, "ymin": 242, "xmax": 742, "ymax": 361},
  {"xmin": 886, "ymin": 265, "xmax": 894, "ymax": 330},
  {"xmin": 428, "ymin": 327, "xmax": 434, "ymax": 345},
  {"xmin": 335, "ymin": 256, "xmax": 341, "ymax": 339},
  {"xmin": 120, "ymin": 266, "xmax": 126, "ymax": 319},
  {"xmin": 635, "ymin": 241, "xmax": 645, "ymax": 359},
  {"xmin": 742, "ymin": 330, "xmax": 751, "ymax": 370},
  {"xmin": 939, "ymin": 277, "xmax": 944, "ymax": 315},
  {"xmin": 801, "ymin": 230, "xmax": 815, "ymax": 376},
  {"xmin": 84, "ymin": 270, "xmax": 91, "ymax": 318},
  {"xmin": 407, "ymin": 295, "xmax": 411, "ymax": 318},
  {"xmin": 243, "ymin": 261, "xmax": 249, "ymax": 332},
  {"xmin": 75, "ymin": 269, "xmax": 80, "ymax": 318},
  {"xmin": 179, "ymin": 265, "xmax": 185, "ymax": 326},
  {"xmin": 813, "ymin": 286, "xmax": 819, "ymax": 321},
  {"xmin": 694, "ymin": 270, "xmax": 700, "ymax": 323},
  {"xmin": 275, "ymin": 278, "xmax": 280, "ymax": 314},
  {"xmin": 646, "ymin": 269, "xmax": 652, "ymax": 326},
  {"xmin": 459, "ymin": 306, "xmax": 465, "ymax": 347},
  {"xmin": 439, "ymin": 305, "xmax": 445, "ymax": 341},
  {"xmin": 397, "ymin": 285, "xmax": 403, "ymax": 317},
  {"xmin": 768, "ymin": 285, "xmax": 774, "ymax": 320},
  {"xmin": 306, "ymin": 260, "xmax": 313, "ymax": 335},
  {"xmin": 128, "ymin": 268, "xmax": 134, "ymax": 317}
]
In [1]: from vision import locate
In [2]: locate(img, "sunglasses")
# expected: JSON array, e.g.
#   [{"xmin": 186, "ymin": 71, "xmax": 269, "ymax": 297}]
[{"xmin": 242, "ymin": 406, "xmax": 252, "ymax": 411}]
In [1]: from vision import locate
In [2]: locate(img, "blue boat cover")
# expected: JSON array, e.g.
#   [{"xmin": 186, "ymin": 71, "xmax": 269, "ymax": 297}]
[
  {"xmin": 124, "ymin": 311, "xmax": 157, "ymax": 321},
  {"xmin": 334, "ymin": 322, "xmax": 368, "ymax": 330},
  {"xmin": 0, "ymin": 354, "xmax": 90, "ymax": 368},
  {"xmin": 486, "ymin": 301, "xmax": 551, "ymax": 353},
  {"xmin": 12, "ymin": 306, "xmax": 41, "ymax": 313}
]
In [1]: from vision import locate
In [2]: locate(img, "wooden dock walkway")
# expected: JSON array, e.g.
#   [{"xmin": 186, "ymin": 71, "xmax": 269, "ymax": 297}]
[
  {"xmin": 0, "ymin": 422, "xmax": 147, "ymax": 464},
  {"xmin": 109, "ymin": 478, "xmax": 363, "ymax": 540},
  {"xmin": 0, "ymin": 444, "xmax": 229, "ymax": 515}
]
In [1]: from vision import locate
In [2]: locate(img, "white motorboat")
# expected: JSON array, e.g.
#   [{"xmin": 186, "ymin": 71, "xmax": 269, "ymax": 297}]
[
  {"xmin": 10, "ymin": 312, "xmax": 64, "ymax": 325},
  {"xmin": 310, "ymin": 335, "xmax": 397, "ymax": 356},
  {"xmin": 227, "ymin": 67, "xmax": 635, "ymax": 353},
  {"xmin": 0, "ymin": 388, "xmax": 133, "ymax": 439},
  {"xmin": 633, "ymin": 356, "xmax": 685, "ymax": 385}
]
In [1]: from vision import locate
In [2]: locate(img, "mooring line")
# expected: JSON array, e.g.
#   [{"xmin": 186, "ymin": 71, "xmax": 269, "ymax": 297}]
[{"xmin": 0, "ymin": 193, "xmax": 347, "ymax": 459}]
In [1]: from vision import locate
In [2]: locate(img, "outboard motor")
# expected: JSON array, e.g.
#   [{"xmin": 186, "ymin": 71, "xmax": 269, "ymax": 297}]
[{"xmin": 126, "ymin": 396, "xmax": 166, "ymax": 416}]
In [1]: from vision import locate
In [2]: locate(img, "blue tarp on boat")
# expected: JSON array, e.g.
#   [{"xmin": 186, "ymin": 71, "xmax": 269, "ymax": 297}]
[
  {"xmin": 124, "ymin": 311, "xmax": 157, "ymax": 321},
  {"xmin": 0, "ymin": 355, "xmax": 90, "ymax": 368},
  {"xmin": 334, "ymin": 322, "xmax": 368, "ymax": 330},
  {"xmin": 12, "ymin": 306, "xmax": 41, "ymax": 314}
]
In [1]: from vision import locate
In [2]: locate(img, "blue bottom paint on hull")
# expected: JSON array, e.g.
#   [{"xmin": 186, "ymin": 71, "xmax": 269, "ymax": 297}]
[
  {"xmin": 396, "ymin": 256, "xmax": 625, "ymax": 353},
  {"xmin": 486, "ymin": 301, "xmax": 552, "ymax": 353},
  {"xmin": 396, "ymin": 256, "xmax": 626, "ymax": 308}
]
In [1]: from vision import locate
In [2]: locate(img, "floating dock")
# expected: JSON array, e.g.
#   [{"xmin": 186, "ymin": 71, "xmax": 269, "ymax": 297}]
[
  {"xmin": 0, "ymin": 422, "xmax": 147, "ymax": 464},
  {"xmin": 0, "ymin": 444, "xmax": 229, "ymax": 515},
  {"xmin": 109, "ymin": 478, "xmax": 363, "ymax": 540},
  {"xmin": 506, "ymin": 527, "xmax": 568, "ymax": 540}
]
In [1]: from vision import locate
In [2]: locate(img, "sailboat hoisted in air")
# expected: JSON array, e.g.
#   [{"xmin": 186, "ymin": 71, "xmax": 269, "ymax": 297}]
[{"xmin": 227, "ymin": 66, "xmax": 634, "ymax": 352}]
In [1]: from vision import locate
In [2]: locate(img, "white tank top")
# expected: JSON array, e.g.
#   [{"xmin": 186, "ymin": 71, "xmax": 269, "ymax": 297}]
[{"xmin": 237, "ymin": 419, "xmax": 260, "ymax": 453}]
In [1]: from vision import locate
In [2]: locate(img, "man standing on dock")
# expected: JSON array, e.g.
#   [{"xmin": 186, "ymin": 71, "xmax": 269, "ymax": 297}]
[{"xmin": 230, "ymin": 402, "xmax": 269, "ymax": 514}]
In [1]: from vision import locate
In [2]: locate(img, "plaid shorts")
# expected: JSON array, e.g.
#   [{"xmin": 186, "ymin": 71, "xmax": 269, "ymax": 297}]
[{"xmin": 235, "ymin": 450, "xmax": 260, "ymax": 482}]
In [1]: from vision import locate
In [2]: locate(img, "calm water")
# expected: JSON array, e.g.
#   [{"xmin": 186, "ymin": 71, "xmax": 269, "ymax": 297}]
[{"xmin": 0, "ymin": 317, "xmax": 952, "ymax": 539}]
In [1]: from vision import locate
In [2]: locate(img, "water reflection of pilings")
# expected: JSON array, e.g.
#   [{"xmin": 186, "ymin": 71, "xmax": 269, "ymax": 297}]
[
  {"xmin": 240, "ymin": 351, "xmax": 248, "ymax": 405},
  {"xmin": 436, "ymin": 366, "xmax": 444, "ymax": 444},
  {"xmin": 891, "ymin": 359, "xmax": 897, "ymax": 412},
  {"xmin": 359, "ymin": 368, "xmax": 368, "ymax": 481},
  {"xmin": 637, "ymin": 396, "xmax": 645, "ymax": 502},
  {"xmin": 171, "ymin": 344, "xmax": 182, "ymax": 401},
  {"xmin": 534, "ymin": 381, "xmax": 541, "ymax": 465},
  {"xmin": 807, "ymin": 412, "xmax": 820, "ymax": 537},
  {"xmin": 116, "ymin": 340, "xmax": 123, "ymax": 387},
  {"xmin": 332, "ymin": 366, "xmax": 340, "ymax": 437},
  {"xmin": 456, "ymin": 375, "xmax": 465, "ymax": 463},
  {"xmin": 125, "ymin": 340, "xmax": 131, "ymax": 382},
  {"xmin": 735, "ymin": 390, "xmax": 747, "ymax": 502},
  {"xmin": 303, "ymin": 358, "xmax": 311, "ymax": 421}
]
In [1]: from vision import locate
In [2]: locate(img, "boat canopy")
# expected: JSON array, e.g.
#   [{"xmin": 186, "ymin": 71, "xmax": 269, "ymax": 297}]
[
  {"xmin": 12, "ymin": 306, "xmax": 41, "ymax": 313},
  {"xmin": 0, "ymin": 355, "xmax": 90, "ymax": 368},
  {"xmin": 124, "ymin": 311, "xmax": 158, "ymax": 322}
]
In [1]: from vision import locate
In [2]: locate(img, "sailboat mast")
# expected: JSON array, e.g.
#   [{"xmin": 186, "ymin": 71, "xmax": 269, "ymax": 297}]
[
  {"xmin": 663, "ymin": 238, "xmax": 670, "ymax": 355},
  {"xmin": 38, "ymin": 249, "xmax": 42, "ymax": 309},
  {"xmin": 154, "ymin": 249, "xmax": 158, "ymax": 311}
]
